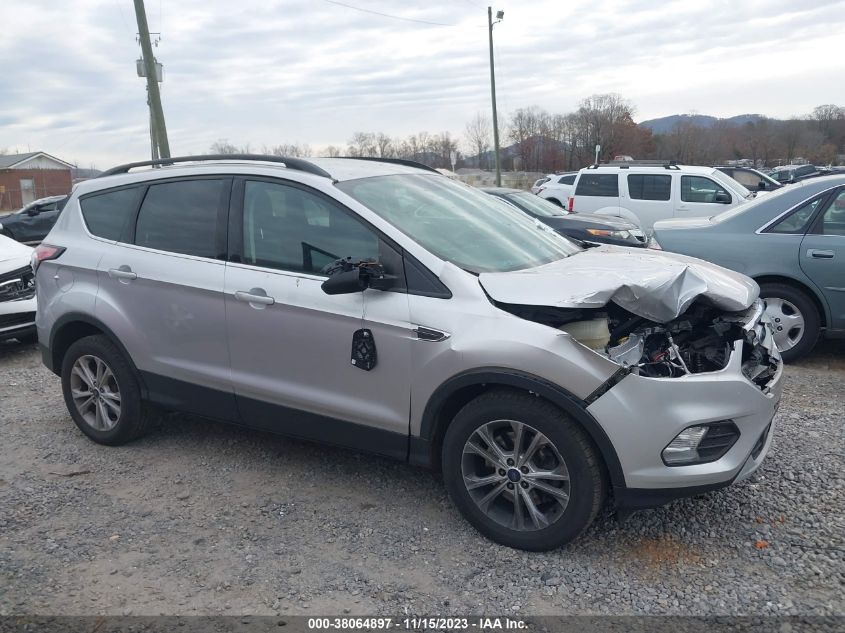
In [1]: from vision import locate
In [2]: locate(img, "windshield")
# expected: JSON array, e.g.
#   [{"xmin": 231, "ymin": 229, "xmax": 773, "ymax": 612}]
[
  {"xmin": 504, "ymin": 192, "xmax": 567, "ymax": 218},
  {"xmin": 711, "ymin": 182, "xmax": 796, "ymax": 223},
  {"xmin": 336, "ymin": 175, "xmax": 582, "ymax": 273}
]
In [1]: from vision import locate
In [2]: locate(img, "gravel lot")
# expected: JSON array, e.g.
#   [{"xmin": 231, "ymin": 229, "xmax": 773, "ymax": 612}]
[{"xmin": 0, "ymin": 340, "xmax": 842, "ymax": 617}]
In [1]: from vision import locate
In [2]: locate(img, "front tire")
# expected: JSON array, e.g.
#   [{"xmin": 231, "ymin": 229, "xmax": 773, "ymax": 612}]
[
  {"xmin": 759, "ymin": 283, "xmax": 820, "ymax": 362},
  {"xmin": 61, "ymin": 335, "xmax": 154, "ymax": 445},
  {"xmin": 442, "ymin": 389, "xmax": 605, "ymax": 551}
]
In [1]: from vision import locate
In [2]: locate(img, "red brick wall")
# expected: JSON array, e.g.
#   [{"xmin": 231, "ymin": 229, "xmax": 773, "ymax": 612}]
[{"xmin": 0, "ymin": 169, "xmax": 73, "ymax": 210}]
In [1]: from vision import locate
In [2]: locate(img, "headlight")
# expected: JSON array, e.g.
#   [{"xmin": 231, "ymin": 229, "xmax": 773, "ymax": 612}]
[
  {"xmin": 585, "ymin": 228, "xmax": 630, "ymax": 239},
  {"xmin": 647, "ymin": 236, "xmax": 662, "ymax": 250}
]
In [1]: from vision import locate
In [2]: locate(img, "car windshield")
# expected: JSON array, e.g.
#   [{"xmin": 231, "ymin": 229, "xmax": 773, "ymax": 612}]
[
  {"xmin": 711, "ymin": 183, "xmax": 796, "ymax": 223},
  {"xmin": 503, "ymin": 192, "xmax": 567, "ymax": 218},
  {"xmin": 336, "ymin": 174, "xmax": 582, "ymax": 273}
]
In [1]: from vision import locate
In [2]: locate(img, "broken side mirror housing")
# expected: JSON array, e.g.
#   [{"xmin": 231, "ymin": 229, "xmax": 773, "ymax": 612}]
[{"xmin": 321, "ymin": 268, "xmax": 367, "ymax": 295}]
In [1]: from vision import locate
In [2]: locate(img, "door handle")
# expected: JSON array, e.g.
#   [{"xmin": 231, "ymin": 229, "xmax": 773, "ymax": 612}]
[
  {"xmin": 807, "ymin": 249, "xmax": 835, "ymax": 259},
  {"xmin": 235, "ymin": 288, "xmax": 275, "ymax": 306},
  {"xmin": 108, "ymin": 266, "xmax": 137, "ymax": 282}
]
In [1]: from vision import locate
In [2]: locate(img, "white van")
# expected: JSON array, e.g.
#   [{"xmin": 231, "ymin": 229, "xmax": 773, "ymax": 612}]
[{"xmin": 568, "ymin": 163, "xmax": 754, "ymax": 230}]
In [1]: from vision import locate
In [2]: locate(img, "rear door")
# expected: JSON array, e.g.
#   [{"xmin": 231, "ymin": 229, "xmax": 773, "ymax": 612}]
[
  {"xmin": 223, "ymin": 177, "xmax": 413, "ymax": 457},
  {"xmin": 624, "ymin": 173, "xmax": 673, "ymax": 229},
  {"xmin": 94, "ymin": 176, "xmax": 236, "ymax": 419},
  {"xmin": 800, "ymin": 187, "xmax": 845, "ymax": 330}
]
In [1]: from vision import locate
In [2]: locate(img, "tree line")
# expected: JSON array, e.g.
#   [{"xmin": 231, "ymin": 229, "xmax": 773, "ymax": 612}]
[{"xmin": 209, "ymin": 95, "xmax": 844, "ymax": 173}]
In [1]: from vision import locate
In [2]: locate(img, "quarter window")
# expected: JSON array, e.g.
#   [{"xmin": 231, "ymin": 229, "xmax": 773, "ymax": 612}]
[
  {"xmin": 574, "ymin": 174, "xmax": 618, "ymax": 197},
  {"xmin": 627, "ymin": 174, "xmax": 671, "ymax": 201},
  {"xmin": 135, "ymin": 179, "xmax": 225, "ymax": 258},
  {"xmin": 681, "ymin": 176, "xmax": 730, "ymax": 204},
  {"xmin": 242, "ymin": 180, "xmax": 379, "ymax": 274},
  {"xmin": 820, "ymin": 190, "xmax": 845, "ymax": 236},
  {"xmin": 767, "ymin": 196, "xmax": 824, "ymax": 234},
  {"xmin": 80, "ymin": 187, "xmax": 142, "ymax": 241}
]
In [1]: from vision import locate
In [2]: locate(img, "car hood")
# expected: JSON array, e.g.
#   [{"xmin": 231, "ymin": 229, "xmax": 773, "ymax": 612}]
[
  {"xmin": 478, "ymin": 245, "xmax": 758, "ymax": 323},
  {"xmin": 653, "ymin": 216, "xmax": 714, "ymax": 230},
  {"xmin": 0, "ymin": 235, "xmax": 33, "ymax": 269}
]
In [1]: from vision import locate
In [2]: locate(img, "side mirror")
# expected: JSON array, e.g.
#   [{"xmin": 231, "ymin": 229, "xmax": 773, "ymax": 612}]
[
  {"xmin": 27, "ymin": 207, "xmax": 40, "ymax": 216},
  {"xmin": 320, "ymin": 260, "xmax": 398, "ymax": 295},
  {"xmin": 321, "ymin": 268, "xmax": 367, "ymax": 295},
  {"xmin": 714, "ymin": 191, "xmax": 731, "ymax": 204},
  {"xmin": 758, "ymin": 181, "xmax": 766, "ymax": 191}
]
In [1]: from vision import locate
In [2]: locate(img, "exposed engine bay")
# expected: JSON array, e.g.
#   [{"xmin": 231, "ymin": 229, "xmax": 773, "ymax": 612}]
[{"xmin": 497, "ymin": 298, "xmax": 780, "ymax": 391}]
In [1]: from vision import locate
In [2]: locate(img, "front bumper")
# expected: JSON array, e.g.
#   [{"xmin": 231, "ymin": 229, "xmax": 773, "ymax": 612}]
[
  {"xmin": 587, "ymin": 335, "xmax": 783, "ymax": 500},
  {"xmin": 0, "ymin": 297, "xmax": 37, "ymax": 342}
]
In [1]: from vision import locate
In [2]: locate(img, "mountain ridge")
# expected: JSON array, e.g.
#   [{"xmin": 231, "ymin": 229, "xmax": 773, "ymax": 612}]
[{"xmin": 639, "ymin": 113, "xmax": 770, "ymax": 134}]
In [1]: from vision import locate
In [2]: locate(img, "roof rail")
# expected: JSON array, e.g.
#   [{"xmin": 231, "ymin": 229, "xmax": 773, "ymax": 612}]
[
  {"xmin": 98, "ymin": 154, "xmax": 334, "ymax": 179},
  {"xmin": 587, "ymin": 159, "xmax": 680, "ymax": 170},
  {"xmin": 337, "ymin": 156, "xmax": 440, "ymax": 174}
]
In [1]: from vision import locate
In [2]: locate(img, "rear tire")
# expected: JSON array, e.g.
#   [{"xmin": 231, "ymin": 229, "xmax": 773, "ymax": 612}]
[
  {"xmin": 442, "ymin": 389, "xmax": 605, "ymax": 551},
  {"xmin": 60, "ymin": 335, "xmax": 154, "ymax": 445},
  {"xmin": 759, "ymin": 283, "xmax": 820, "ymax": 362}
]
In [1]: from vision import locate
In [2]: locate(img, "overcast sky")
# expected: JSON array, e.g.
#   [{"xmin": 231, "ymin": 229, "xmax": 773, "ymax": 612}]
[{"xmin": 2, "ymin": 0, "xmax": 843, "ymax": 168}]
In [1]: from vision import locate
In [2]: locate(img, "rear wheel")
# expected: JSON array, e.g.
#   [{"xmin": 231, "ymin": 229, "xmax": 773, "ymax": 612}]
[
  {"xmin": 759, "ymin": 283, "xmax": 820, "ymax": 362},
  {"xmin": 442, "ymin": 390, "xmax": 605, "ymax": 551},
  {"xmin": 61, "ymin": 335, "xmax": 155, "ymax": 445}
]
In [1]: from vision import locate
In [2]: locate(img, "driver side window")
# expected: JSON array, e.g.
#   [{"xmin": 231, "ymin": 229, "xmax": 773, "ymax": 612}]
[
  {"xmin": 681, "ymin": 176, "xmax": 730, "ymax": 204},
  {"xmin": 242, "ymin": 180, "xmax": 379, "ymax": 274}
]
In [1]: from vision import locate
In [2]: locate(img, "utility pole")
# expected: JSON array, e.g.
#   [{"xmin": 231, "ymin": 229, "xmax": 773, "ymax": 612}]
[
  {"xmin": 133, "ymin": 0, "xmax": 170, "ymax": 159},
  {"xmin": 487, "ymin": 7, "xmax": 503, "ymax": 186}
]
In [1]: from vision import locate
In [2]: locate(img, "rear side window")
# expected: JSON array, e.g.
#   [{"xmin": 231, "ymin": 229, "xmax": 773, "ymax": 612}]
[
  {"xmin": 80, "ymin": 187, "xmax": 142, "ymax": 241},
  {"xmin": 558, "ymin": 175, "xmax": 576, "ymax": 185},
  {"xmin": 767, "ymin": 196, "xmax": 824, "ymax": 234},
  {"xmin": 135, "ymin": 179, "xmax": 225, "ymax": 258},
  {"xmin": 819, "ymin": 189, "xmax": 845, "ymax": 236},
  {"xmin": 627, "ymin": 174, "xmax": 671, "ymax": 201},
  {"xmin": 575, "ymin": 174, "xmax": 618, "ymax": 197}
]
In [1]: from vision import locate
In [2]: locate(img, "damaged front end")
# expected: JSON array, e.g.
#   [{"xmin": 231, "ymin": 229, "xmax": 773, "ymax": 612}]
[
  {"xmin": 0, "ymin": 266, "xmax": 36, "ymax": 303},
  {"xmin": 497, "ymin": 298, "xmax": 780, "ymax": 392}
]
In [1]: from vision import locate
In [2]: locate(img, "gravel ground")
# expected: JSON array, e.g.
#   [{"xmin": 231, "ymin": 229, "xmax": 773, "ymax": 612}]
[{"xmin": 0, "ymin": 339, "xmax": 842, "ymax": 617}]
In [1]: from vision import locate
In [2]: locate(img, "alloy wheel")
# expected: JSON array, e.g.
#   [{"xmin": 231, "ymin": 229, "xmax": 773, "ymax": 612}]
[
  {"xmin": 69, "ymin": 354, "xmax": 122, "ymax": 431},
  {"xmin": 764, "ymin": 297, "xmax": 805, "ymax": 352},
  {"xmin": 461, "ymin": 419, "xmax": 570, "ymax": 531}
]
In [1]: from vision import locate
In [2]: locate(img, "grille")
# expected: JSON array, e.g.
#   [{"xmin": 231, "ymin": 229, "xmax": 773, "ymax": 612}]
[
  {"xmin": 697, "ymin": 421, "xmax": 741, "ymax": 462},
  {"xmin": 0, "ymin": 312, "xmax": 36, "ymax": 329},
  {"xmin": 0, "ymin": 266, "xmax": 36, "ymax": 302}
]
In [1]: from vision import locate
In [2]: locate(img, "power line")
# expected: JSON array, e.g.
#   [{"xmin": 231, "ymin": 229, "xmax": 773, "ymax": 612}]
[{"xmin": 322, "ymin": 0, "xmax": 460, "ymax": 27}]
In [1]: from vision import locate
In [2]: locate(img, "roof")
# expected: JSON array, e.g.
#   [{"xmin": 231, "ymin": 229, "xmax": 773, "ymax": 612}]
[
  {"xmin": 587, "ymin": 163, "xmax": 716, "ymax": 175},
  {"xmin": 76, "ymin": 156, "xmax": 439, "ymax": 196},
  {"xmin": 0, "ymin": 151, "xmax": 74, "ymax": 170}
]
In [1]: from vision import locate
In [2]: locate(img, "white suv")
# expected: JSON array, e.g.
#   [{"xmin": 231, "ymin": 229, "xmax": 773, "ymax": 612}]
[
  {"xmin": 536, "ymin": 172, "xmax": 577, "ymax": 206},
  {"xmin": 568, "ymin": 163, "xmax": 754, "ymax": 230}
]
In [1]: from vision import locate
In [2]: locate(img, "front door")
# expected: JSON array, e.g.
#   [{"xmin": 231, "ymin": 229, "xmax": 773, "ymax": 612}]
[
  {"xmin": 676, "ymin": 175, "xmax": 733, "ymax": 218},
  {"xmin": 224, "ymin": 178, "xmax": 412, "ymax": 459},
  {"xmin": 800, "ymin": 187, "xmax": 845, "ymax": 330}
]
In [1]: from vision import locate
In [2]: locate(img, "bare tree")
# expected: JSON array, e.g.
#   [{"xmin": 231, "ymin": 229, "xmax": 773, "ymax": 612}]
[
  {"xmin": 210, "ymin": 139, "xmax": 247, "ymax": 154},
  {"xmin": 464, "ymin": 112, "xmax": 491, "ymax": 168}
]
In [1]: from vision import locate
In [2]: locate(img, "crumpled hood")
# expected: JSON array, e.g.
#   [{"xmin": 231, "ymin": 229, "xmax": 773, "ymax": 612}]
[
  {"xmin": 0, "ymin": 235, "xmax": 33, "ymax": 268},
  {"xmin": 479, "ymin": 245, "xmax": 759, "ymax": 323}
]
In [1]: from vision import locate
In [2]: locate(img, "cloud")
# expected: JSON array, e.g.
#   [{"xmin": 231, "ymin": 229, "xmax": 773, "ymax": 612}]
[{"xmin": 1, "ymin": 0, "xmax": 843, "ymax": 167}]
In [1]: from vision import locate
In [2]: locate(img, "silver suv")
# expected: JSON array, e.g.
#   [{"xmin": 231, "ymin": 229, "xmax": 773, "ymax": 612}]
[{"xmin": 34, "ymin": 155, "xmax": 784, "ymax": 551}]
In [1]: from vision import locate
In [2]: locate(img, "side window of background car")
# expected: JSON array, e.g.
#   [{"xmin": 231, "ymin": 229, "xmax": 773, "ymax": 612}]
[
  {"xmin": 627, "ymin": 174, "xmax": 671, "ymax": 201},
  {"xmin": 819, "ymin": 190, "xmax": 845, "ymax": 236},
  {"xmin": 574, "ymin": 174, "xmax": 618, "ymax": 197},
  {"xmin": 80, "ymin": 187, "xmax": 143, "ymax": 241},
  {"xmin": 766, "ymin": 196, "xmax": 824, "ymax": 234},
  {"xmin": 135, "ymin": 179, "xmax": 225, "ymax": 258},
  {"xmin": 242, "ymin": 180, "xmax": 380, "ymax": 274},
  {"xmin": 559, "ymin": 175, "xmax": 576, "ymax": 185},
  {"xmin": 681, "ymin": 176, "xmax": 730, "ymax": 204}
]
